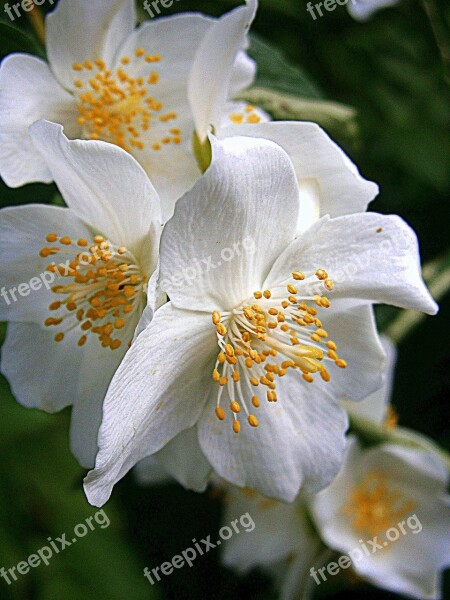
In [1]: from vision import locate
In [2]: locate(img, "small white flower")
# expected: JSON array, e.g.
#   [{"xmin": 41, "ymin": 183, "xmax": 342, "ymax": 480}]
[
  {"xmin": 0, "ymin": 0, "xmax": 255, "ymax": 218},
  {"xmin": 84, "ymin": 135, "xmax": 436, "ymax": 506},
  {"xmin": 218, "ymin": 482, "xmax": 324, "ymax": 600},
  {"xmin": 347, "ymin": 0, "xmax": 400, "ymax": 21},
  {"xmin": 0, "ymin": 120, "xmax": 162, "ymax": 468},
  {"xmin": 310, "ymin": 436, "xmax": 450, "ymax": 599}
]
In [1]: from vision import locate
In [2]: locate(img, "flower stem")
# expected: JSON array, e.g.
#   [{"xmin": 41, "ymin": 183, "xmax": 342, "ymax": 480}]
[
  {"xmin": 349, "ymin": 414, "xmax": 450, "ymax": 469},
  {"xmin": 26, "ymin": 5, "xmax": 46, "ymax": 47}
]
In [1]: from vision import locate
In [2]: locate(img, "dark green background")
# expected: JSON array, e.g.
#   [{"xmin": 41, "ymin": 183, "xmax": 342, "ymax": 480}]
[{"xmin": 0, "ymin": 0, "xmax": 449, "ymax": 598}]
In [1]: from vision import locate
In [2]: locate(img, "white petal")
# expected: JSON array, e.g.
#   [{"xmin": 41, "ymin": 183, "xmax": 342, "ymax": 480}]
[
  {"xmin": 198, "ymin": 371, "xmax": 348, "ymax": 501},
  {"xmin": 221, "ymin": 488, "xmax": 313, "ymax": 570},
  {"xmin": 29, "ymin": 121, "xmax": 161, "ymax": 261},
  {"xmin": 219, "ymin": 121, "xmax": 379, "ymax": 229},
  {"xmin": 320, "ymin": 301, "xmax": 386, "ymax": 401},
  {"xmin": 137, "ymin": 145, "xmax": 200, "ymax": 222},
  {"xmin": 0, "ymin": 54, "xmax": 78, "ymax": 187},
  {"xmin": 46, "ymin": 0, "xmax": 136, "ymax": 91},
  {"xmin": 70, "ymin": 316, "xmax": 139, "ymax": 468},
  {"xmin": 229, "ymin": 52, "xmax": 257, "ymax": 97},
  {"xmin": 1, "ymin": 322, "xmax": 83, "ymax": 412},
  {"xmin": 266, "ymin": 213, "xmax": 438, "ymax": 315},
  {"xmin": 160, "ymin": 135, "xmax": 300, "ymax": 312},
  {"xmin": 347, "ymin": 0, "xmax": 399, "ymax": 21},
  {"xmin": 0, "ymin": 205, "xmax": 92, "ymax": 323},
  {"xmin": 154, "ymin": 426, "xmax": 212, "ymax": 492},
  {"xmin": 343, "ymin": 335, "xmax": 396, "ymax": 423},
  {"xmin": 84, "ymin": 303, "xmax": 216, "ymax": 507},
  {"xmin": 188, "ymin": 0, "xmax": 257, "ymax": 140}
]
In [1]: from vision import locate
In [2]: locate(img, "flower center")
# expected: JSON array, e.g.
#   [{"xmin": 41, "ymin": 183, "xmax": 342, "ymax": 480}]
[
  {"xmin": 342, "ymin": 470, "xmax": 417, "ymax": 538},
  {"xmin": 228, "ymin": 105, "xmax": 262, "ymax": 125},
  {"xmin": 72, "ymin": 50, "xmax": 181, "ymax": 153},
  {"xmin": 211, "ymin": 269, "xmax": 347, "ymax": 433},
  {"xmin": 39, "ymin": 234, "xmax": 146, "ymax": 350}
]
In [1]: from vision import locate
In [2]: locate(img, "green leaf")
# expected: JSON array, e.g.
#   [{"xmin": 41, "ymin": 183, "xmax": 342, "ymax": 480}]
[
  {"xmin": 248, "ymin": 34, "xmax": 323, "ymax": 100},
  {"xmin": 0, "ymin": 21, "xmax": 45, "ymax": 60},
  {"xmin": 0, "ymin": 389, "xmax": 159, "ymax": 600}
]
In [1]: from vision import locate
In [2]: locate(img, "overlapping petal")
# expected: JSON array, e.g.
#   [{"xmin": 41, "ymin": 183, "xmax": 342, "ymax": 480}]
[
  {"xmin": 46, "ymin": 0, "xmax": 136, "ymax": 90},
  {"xmin": 84, "ymin": 303, "xmax": 217, "ymax": 507},
  {"xmin": 265, "ymin": 213, "xmax": 438, "ymax": 314},
  {"xmin": 159, "ymin": 135, "xmax": 300, "ymax": 312}
]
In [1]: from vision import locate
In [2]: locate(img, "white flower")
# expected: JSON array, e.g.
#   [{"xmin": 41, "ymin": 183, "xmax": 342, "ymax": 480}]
[
  {"xmin": 218, "ymin": 482, "xmax": 324, "ymax": 600},
  {"xmin": 347, "ymin": 0, "xmax": 399, "ymax": 21},
  {"xmin": 83, "ymin": 134, "xmax": 437, "ymax": 507},
  {"xmin": 309, "ymin": 436, "xmax": 450, "ymax": 599},
  {"xmin": 0, "ymin": 120, "xmax": 161, "ymax": 468},
  {"xmin": 188, "ymin": 0, "xmax": 378, "ymax": 229},
  {"xmin": 0, "ymin": 0, "xmax": 255, "ymax": 218}
]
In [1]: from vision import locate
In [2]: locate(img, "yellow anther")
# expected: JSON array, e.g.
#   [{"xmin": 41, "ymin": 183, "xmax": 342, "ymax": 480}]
[
  {"xmin": 263, "ymin": 290, "xmax": 272, "ymax": 299},
  {"xmin": 55, "ymin": 333, "xmax": 65, "ymax": 343},
  {"xmin": 287, "ymin": 284, "xmax": 298, "ymax": 294},
  {"xmin": 233, "ymin": 420, "xmax": 241, "ymax": 434},
  {"xmin": 218, "ymin": 352, "xmax": 226, "ymax": 364},
  {"xmin": 216, "ymin": 323, "xmax": 227, "ymax": 336},
  {"xmin": 324, "ymin": 278, "xmax": 334, "ymax": 291},
  {"xmin": 252, "ymin": 395, "xmax": 260, "ymax": 408},
  {"xmin": 232, "ymin": 371, "xmax": 240, "ymax": 382},
  {"xmin": 326, "ymin": 341, "xmax": 337, "ymax": 351},
  {"xmin": 316, "ymin": 269, "xmax": 328, "ymax": 280},
  {"xmin": 320, "ymin": 369, "xmax": 331, "ymax": 382},
  {"xmin": 253, "ymin": 291, "xmax": 263, "ymax": 299},
  {"xmin": 219, "ymin": 376, "xmax": 228, "ymax": 386},
  {"xmin": 225, "ymin": 344, "xmax": 235, "ymax": 357},
  {"xmin": 292, "ymin": 271, "xmax": 305, "ymax": 280},
  {"xmin": 336, "ymin": 359, "xmax": 347, "ymax": 369},
  {"xmin": 212, "ymin": 369, "xmax": 220, "ymax": 382},
  {"xmin": 215, "ymin": 407, "xmax": 226, "ymax": 421},
  {"xmin": 230, "ymin": 401, "xmax": 241, "ymax": 413},
  {"xmin": 248, "ymin": 415, "xmax": 259, "ymax": 427},
  {"xmin": 250, "ymin": 377, "xmax": 259, "ymax": 386},
  {"xmin": 267, "ymin": 391, "xmax": 277, "ymax": 402},
  {"xmin": 302, "ymin": 373, "xmax": 314, "ymax": 383},
  {"xmin": 212, "ymin": 311, "xmax": 221, "ymax": 325}
]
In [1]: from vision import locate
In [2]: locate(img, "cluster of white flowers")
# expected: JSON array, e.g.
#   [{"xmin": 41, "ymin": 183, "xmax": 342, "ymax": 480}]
[{"xmin": 0, "ymin": 0, "xmax": 447, "ymax": 598}]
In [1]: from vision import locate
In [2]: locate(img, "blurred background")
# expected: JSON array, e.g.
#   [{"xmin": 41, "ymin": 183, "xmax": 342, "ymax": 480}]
[{"xmin": 0, "ymin": 0, "xmax": 449, "ymax": 598}]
